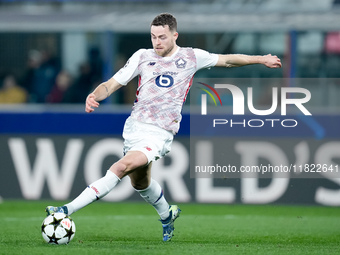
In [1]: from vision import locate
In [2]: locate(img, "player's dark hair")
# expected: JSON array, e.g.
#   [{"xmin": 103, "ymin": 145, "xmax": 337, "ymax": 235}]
[{"xmin": 151, "ymin": 13, "xmax": 177, "ymax": 32}]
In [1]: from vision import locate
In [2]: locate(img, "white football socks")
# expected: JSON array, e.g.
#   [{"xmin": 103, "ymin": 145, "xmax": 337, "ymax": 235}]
[
  {"xmin": 65, "ymin": 170, "xmax": 120, "ymax": 215},
  {"xmin": 136, "ymin": 179, "xmax": 170, "ymax": 220}
]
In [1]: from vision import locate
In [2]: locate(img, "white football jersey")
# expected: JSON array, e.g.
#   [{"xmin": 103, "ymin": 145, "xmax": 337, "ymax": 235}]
[{"xmin": 113, "ymin": 47, "xmax": 218, "ymax": 134}]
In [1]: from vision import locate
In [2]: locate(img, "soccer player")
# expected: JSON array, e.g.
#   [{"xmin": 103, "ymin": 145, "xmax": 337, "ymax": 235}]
[{"xmin": 46, "ymin": 13, "xmax": 282, "ymax": 241}]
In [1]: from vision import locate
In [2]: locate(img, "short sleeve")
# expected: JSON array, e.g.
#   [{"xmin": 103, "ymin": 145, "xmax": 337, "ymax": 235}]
[
  {"xmin": 193, "ymin": 48, "xmax": 219, "ymax": 71},
  {"xmin": 113, "ymin": 49, "xmax": 145, "ymax": 86}
]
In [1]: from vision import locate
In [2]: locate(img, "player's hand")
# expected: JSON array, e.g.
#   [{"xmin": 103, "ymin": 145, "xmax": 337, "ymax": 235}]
[
  {"xmin": 85, "ymin": 93, "xmax": 99, "ymax": 113},
  {"xmin": 263, "ymin": 54, "xmax": 282, "ymax": 68}
]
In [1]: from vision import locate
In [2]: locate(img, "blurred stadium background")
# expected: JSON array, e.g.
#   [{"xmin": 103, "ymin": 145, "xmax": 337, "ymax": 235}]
[{"xmin": 0, "ymin": 0, "xmax": 340, "ymax": 206}]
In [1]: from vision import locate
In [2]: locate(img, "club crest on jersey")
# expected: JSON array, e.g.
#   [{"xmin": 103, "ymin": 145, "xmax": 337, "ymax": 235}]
[{"xmin": 175, "ymin": 58, "xmax": 187, "ymax": 68}]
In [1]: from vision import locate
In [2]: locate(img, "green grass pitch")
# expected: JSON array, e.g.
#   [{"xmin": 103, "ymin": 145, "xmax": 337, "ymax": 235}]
[{"xmin": 0, "ymin": 200, "xmax": 339, "ymax": 255}]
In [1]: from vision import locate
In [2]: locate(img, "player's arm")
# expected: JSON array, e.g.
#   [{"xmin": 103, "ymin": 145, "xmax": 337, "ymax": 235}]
[
  {"xmin": 85, "ymin": 77, "xmax": 123, "ymax": 113},
  {"xmin": 216, "ymin": 54, "xmax": 282, "ymax": 68}
]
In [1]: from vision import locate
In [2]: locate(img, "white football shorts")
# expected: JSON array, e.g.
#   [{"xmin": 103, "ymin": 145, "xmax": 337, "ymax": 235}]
[{"xmin": 122, "ymin": 116, "xmax": 174, "ymax": 163}]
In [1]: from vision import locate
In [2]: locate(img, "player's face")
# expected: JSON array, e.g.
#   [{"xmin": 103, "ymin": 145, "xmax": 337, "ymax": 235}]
[{"xmin": 151, "ymin": 25, "xmax": 178, "ymax": 57}]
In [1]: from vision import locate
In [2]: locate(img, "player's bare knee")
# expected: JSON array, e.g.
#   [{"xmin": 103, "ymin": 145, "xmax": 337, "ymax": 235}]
[
  {"xmin": 110, "ymin": 162, "xmax": 128, "ymax": 178},
  {"xmin": 110, "ymin": 159, "xmax": 140, "ymax": 178}
]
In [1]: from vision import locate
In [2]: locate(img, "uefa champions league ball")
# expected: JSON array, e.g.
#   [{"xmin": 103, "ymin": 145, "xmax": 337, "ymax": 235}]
[{"xmin": 41, "ymin": 212, "xmax": 76, "ymax": 245}]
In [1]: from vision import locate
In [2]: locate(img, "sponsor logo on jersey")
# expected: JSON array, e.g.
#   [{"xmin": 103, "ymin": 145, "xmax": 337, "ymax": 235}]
[
  {"xmin": 155, "ymin": 75, "xmax": 174, "ymax": 88},
  {"xmin": 153, "ymin": 71, "xmax": 178, "ymax": 76}
]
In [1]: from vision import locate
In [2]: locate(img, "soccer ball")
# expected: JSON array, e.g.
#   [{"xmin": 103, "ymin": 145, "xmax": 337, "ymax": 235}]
[{"xmin": 41, "ymin": 212, "xmax": 76, "ymax": 245}]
